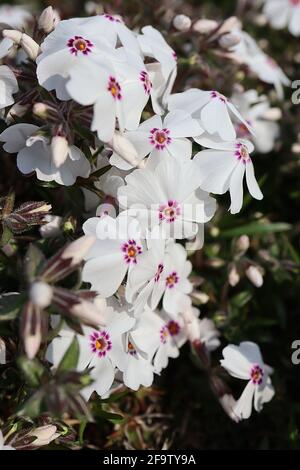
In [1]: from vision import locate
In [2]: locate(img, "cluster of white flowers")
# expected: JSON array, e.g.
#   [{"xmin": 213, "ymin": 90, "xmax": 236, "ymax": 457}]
[{"xmin": 0, "ymin": 7, "xmax": 280, "ymax": 421}]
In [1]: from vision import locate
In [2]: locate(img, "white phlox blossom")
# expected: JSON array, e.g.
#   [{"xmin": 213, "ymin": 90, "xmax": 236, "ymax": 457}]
[{"xmin": 263, "ymin": 0, "xmax": 300, "ymax": 37}]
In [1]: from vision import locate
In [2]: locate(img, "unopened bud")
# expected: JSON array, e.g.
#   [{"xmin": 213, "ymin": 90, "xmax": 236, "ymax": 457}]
[
  {"xmin": 21, "ymin": 302, "xmax": 43, "ymax": 359},
  {"xmin": 193, "ymin": 19, "xmax": 218, "ymax": 34},
  {"xmin": 20, "ymin": 34, "xmax": 40, "ymax": 60},
  {"xmin": 236, "ymin": 235, "xmax": 250, "ymax": 253},
  {"xmin": 2, "ymin": 29, "xmax": 22, "ymax": 44},
  {"xmin": 51, "ymin": 135, "xmax": 69, "ymax": 167},
  {"xmin": 262, "ymin": 107, "xmax": 282, "ymax": 121},
  {"xmin": 33, "ymin": 102, "xmax": 50, "ymax": 119},
  {"xmin": 228, "ymin": 264, "xmax": 240, "ymax": 287},
  {"xmin": 38, "ymin": 6, "xmax": 59, "ymax": 33},
  {"xmin": 6, "ymin": 103, "xmax": 29, "ymax": 124},
  {"xmin": 245, "ymin": 265, "xmax": 264, "ymax": 288},
  {"xmin": 61, "ymin": 235, "xmax": 96, "ymax": 266},
  {"xmin": 219, "ymin": 33, "xmax": 240, "ymax": 49},
  {"xmin": 27, "ymin": 425, "xmax": 59, "ymax": 447},
  {"xmin": 173, "ymin": 14, "xmax": 191, "ymax": 32},
  {"xmin": 110, "ymin": 132, "xmax": 140, "ymax": 168},
  {"xmin": 29, "ymin": 281, "xmax": 53, "ymax": 309}
]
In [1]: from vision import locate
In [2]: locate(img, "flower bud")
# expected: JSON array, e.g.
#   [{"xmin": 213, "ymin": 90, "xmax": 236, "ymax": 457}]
[
  {"xmin": 262, "ymin": 107, "xmax": 282, "ymax": 121},
  {"xmin": 5, "ymin": 201, "xmax": 52, "ymax": 233},
  {"xmin": 193, "ymin": 19, "xmax": 218, "ymax": 34},
  {"xmin": 38, "ymin": 6, "xmax": 58, "ymax": 33},
  {"xmin": 6, "ymin": 103, "xmax": 29, "ymax": 124},
  {"xmin": 33, "ymin": 102, "xmax": 49, "ymax": 119},
  {"xmin": 173, "ymin": 14, "xmax": 191, "ymax": 32},
  {"xmin": 236, "ymin": 235, "xmax": 250, "ymax": 253},
  {"xmin": 2, "ymin": 29, "xmax": 22, "ymax": 44},
  {"xmin": 61, "ymin": 235, "xmax": 95, "ymax": 266},
  {"xmin": 228, "ymin": 264, "xmax": 240, "ymax": 287},
  {"xmin": 21, "ymin": 302, "xmax": 43, "ymax": 359},
  {"xmin": 219, "ymin": 33, "xmax": 240, "ymax": 49},
  {"xmin": 20, "ymin": 34, "xmax": 40, "ymax": 60},
  {"xmin": 245, "ymin": 265, "xmax": 264, "ymax": 288},
  {"xmin": 51, "ymin": 135, "xmax": 69, "ymax": 167},
  {"xmin": 29, "ymin": 281, "xmax": 53, "ymax": 309},
  {"xmin": 110, "ymin": 132, "xmax": 140, "ymax": 168},
  {"xmin": 27, "ymin": 425, "xmax": 59, "ymax": 447}
]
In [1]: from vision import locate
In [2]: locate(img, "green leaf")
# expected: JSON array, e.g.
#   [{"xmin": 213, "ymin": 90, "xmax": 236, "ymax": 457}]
[
  {"xmin": 220, "ymin": 222, "xmax": 291, "ymax": 238},
  {"xmin": 95, "ymin": 408, "xmax": 124, "ymax": 424},
  {"xmin": 1, "ymin": 224, "xmax": 13, "ymax": 246},
  {"xmin": 90, "ymin": 165, "xmax": 111, "ymax": 179},
  {"xmin": 24, "ymin": 244, "xmax": 46, "ymax": 282},
  {"xmin": 0, "ymin": 293, "xmax": 24, "ymax": 321},
  {"xmin": 17, "ymin": 355, "xmax": 47, "ymax": 388},
  {"xmin": 231, "ymin": 291, "xmax": 252, "ymax": 308},
  {"xmin": 57, "ymin": 336, "xmax": 80, "ymax": 373}
]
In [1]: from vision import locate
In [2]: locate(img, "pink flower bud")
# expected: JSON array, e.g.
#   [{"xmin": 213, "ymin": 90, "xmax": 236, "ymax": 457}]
[
  {"xmin": 173, "ymin": 14, "xmax": 192, "ymax": 32},
  {"xmin": 219, "ymin": 33, "xmax": 241, "ymax": 49},
  {"xmin": 193, "ymin": 19, "xmax": 218, "ymax": 34},
  {"xmin": 20, "ymin": 34, "xmax": 40, "ymax": 60},
  {"xmin": 2, "ymin": 29, "xmax": 22, "ymax": 44},
  {"xmin": 228, "ymin": 264, "xmax": 240, "ymax": 287},
  {"xmin": 61, "ymin": 235, "xmax": 95, "ymax": 266},
  {"xmin": 29, "ymin": 282, "xmax": 53, "ymax": 309},
  {"xmin": 110, "ymin": 132, "xmax": 140, "ymax": 168},
  {"xmin": 38, "ymin": 6, "xmax": 59, "ymax": 33},
  {"xmin": 51, "ymin": 135, "xmax": 69, "ymax": 167},
  {"xmin": 27, "ymin": 425, "xmax": 59, "ymax": 447},
  {"xmin": 245, "ymin": 265, "xmax": 264, "ymax": 288}
]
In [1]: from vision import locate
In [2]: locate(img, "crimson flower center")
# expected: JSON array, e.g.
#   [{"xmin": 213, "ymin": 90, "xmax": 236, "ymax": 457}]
[
  {"xmin": 122, "ymin": 239, "xmax": 142, "ymax": 264},
  {"xmin": 67, "ymin": 36, "xmax": 93, "ymax": 56},
  {"xmin": 250, "ymin": 364, "xmax": 264, "ymax": 384},
  {"xmin": 165, "ymin": 271, "xmax": 179, "ymax": 288},
  {"xmin": 149, "ymin": 128, "xmax": 171, "ymax": 150}
]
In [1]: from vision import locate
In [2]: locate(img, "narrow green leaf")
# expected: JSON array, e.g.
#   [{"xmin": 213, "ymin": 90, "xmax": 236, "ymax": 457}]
[
  {"xmin": 220, "ymin": 222, "xmax": 291, "ymax": 238},
  {"xmin": 57, "ymin": 336, "xmax": 79, "ymax": 373}
]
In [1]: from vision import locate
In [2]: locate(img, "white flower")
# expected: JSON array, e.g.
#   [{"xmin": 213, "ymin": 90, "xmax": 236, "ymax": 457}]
[
  {"xmin": 138, "ymin": 26, "xmax": 177, "ymax": 81},
  {"xmin": 182, "ymin": 308, "xmax": 220, "ymax": 351},
  {"xmin": 121, "ymin": 322, "xmax": 155, "ymax": 391},
  {"xmin": 220, "ymin": 341, "xmax": 275, "ymax": 419},
  {"xmin": 127, "ymin": 240, "xmax": 192, "ymax": 316},
  {"xmin": 168, "ymin": 89, "xmax": 251, "ymax": 142},
  {"xmin": 110, "ymin": 110, "xmax": 203, "ymax": 170},
  {"xmin": 134, "ymin": 308, "xmax": 187, "ymax": 374},
  {"xmin": 228, "ymin": 29, "xmax": 290, "ymax": 99},
  {"xmin": 47, "ymin": 307, "xmax": 135, "ymax": 399},
  {"xmin": 0, "ymin": 65, "xmax": 18, "ymax": 109},
  {"xmin": 194, "ymin": 138, "xmax": 263, "ymax": 214},
  {"xmin": 231, "ymin": 89, "xmax": 280, "ymax": 153},
  {"xmin": 77, "ymin": 308, "xmax": 135, "ymax": 399},
  {"xmin": 36, "ymin": 16, "xmax": 115, "ymax": 100},
  {"xmin": 0, "ymin": 4, "xmax": 31, "ymax": 28},
  {"xmin": 263, "ymin": 0, "xmax": 300, "ymax": 37},
  {"xmin": 0, "ymin": 430, "xmax": 15, "ymax": 450},
  {"xmin": 245, "ymin": 265, "xmax": 264, "ymax": 288},
  {"xmin": 66, "ymin": 54, "xmax": 127, "ymax": 142},
  {"xmin": 118, "ymin": 157, "xmax": 216, "ymax": 238},
  {"xmin": 82, "ymin": 214, "xmax": 143, "ymax": 297},
  {"xmin": 27, "ymin": 425, "xmax": 59, "ymax": 447},
  {"xmin": 0, "ymin": 123, "xmax": 91, "ymax": 186}
]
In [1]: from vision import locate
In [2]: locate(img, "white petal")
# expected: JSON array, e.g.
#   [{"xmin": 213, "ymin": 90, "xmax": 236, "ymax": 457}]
[
  {"xmin": 233, "ymin": 381, "xmax": 255, "ymax": 419},
  {"xmin": 229, "ymin": 163, "xmax": 245, "ymax": 214},
  {"xmin": 245, "ymin": 160, "xmax": 263, "ymax": 200}
]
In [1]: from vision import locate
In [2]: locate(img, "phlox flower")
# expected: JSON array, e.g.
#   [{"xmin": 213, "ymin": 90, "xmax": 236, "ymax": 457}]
[
  {"xmin": 0, "ymin": 123, "xmax": 90, "ymax": 185},
  {"xmin": 220, "ymin": 341, "xmax": 275, "ymax": 419},
  {"xmin": 193, "ymin": 137, "xmax": 263, "ymax": 214},
  {"xmin": 47, "ymin": 306, "xmax": 135, "ymax": 399},
  {"xmin": 82, "ymin": 214, "xmax": 143, "ymax": 297},
  {"xmin": 127, "ymin": 240, "xmax": 192, "ymax": 316},
  {"xmin": 0, "ymin": 4, "xmax": 31, "ymax": 28},
  {"xmin": 263, "ymin": 0, "xmax": 300, "ymax": 37},
  {"xmin": 231, "ymin": 89, "xmax": 280, "ymax": 153},
  {"xmin": 110, "ymin": 110, "xmax": 203, "ymax": 170},
  {"xmin": 133, "ymin": 308, "xmax": 187, "ymax": 374},
  {"xmin": 168, "ymin": 89, "xmax": 251, "ymax": 142},
  {"xmin": 0, "ymin": 65, "xmax": 18, "ymax": 109},
  {"xmin": 118, "ymin": 157, "xmax": 216, "ymax": 238},
  {"xmin": 36, "ymin": 16, "xmax": 115, "ymax": 100}
]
